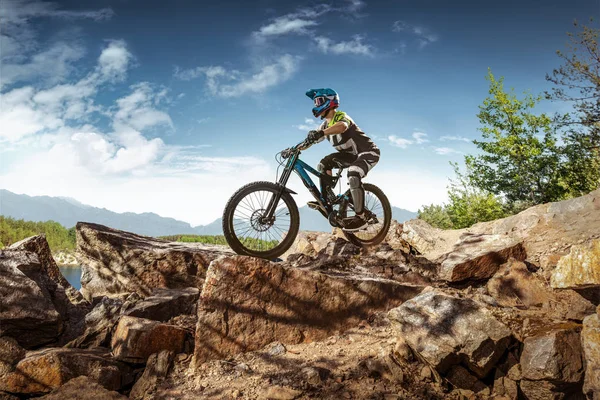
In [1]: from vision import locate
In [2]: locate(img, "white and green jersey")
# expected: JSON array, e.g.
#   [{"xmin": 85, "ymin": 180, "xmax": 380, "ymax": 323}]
[{"xmin": 319, "ymin": 111, "xmax": 378, "ymax": 155}]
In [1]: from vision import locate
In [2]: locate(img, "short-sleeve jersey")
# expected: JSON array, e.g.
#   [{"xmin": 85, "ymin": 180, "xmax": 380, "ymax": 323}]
[{"xmin": 318, "ymin": 111, "xmax": 377, "ymax": 155}]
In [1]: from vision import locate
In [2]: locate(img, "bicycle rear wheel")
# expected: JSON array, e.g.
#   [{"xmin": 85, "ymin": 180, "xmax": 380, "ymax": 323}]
[
  {"xmin": 341, "ymin": 183, "xmax": 391, "ymax": 247},
  {"xmin": 222, "ymin": 181, "xmax": 300, "ymax": 259}
]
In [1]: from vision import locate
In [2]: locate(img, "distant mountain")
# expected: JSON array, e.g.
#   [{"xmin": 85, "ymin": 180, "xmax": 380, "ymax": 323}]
[{"xmin": 0, "ymin": 189, "xmax": 417, "ymax": 237}]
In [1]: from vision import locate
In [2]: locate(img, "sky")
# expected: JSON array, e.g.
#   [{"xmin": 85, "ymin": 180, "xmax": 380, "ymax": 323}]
[{"xmin": 0, "ymin": 0, "xmax": 597, "ymax": 226}]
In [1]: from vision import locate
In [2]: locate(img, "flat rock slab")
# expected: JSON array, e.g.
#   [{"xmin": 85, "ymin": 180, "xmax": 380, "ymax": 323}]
[
  {"xmin": 76, "ymin": 222, "xmax": 232, "ymax": 300},
  {"xmin": 111, "ymin": 316, "xmax": 187, "ymax": 363},
  {"xmin": 38, "ymin": 376, "xmax": 127, "ymax": 400},
  {"xmin": 520, "ymin": 328, "xmax": 584, "ymax": 384},
  {"xmin": 0, "ymin": 348, "xmax": 132, "ymax": 395},
  {"xmin": 401, "ymin": 188, "xmax": 600, "ymax": 266},
  {"xmin": 438, "ymin": 234, "xmax": 526, "ymax": 282},
  {"xmin": 388, "ymin": 290, "xmax": 512, "ymax": 378},
  {"xmin": 193, "ymin": 255, "xmax": 424, "ymax": 368},
  {"xmin": 0, "ymin": 251, "xmax": 62, "ymax": 348},
  {"xmin": 552, "ymin": 239, "xmax": 600, "ymax": 289},
  {"xmin": 583, "ymin": 314, "xmax": 600, "ymax": 397},
  {"xmin": 125, "ymin": 287, "xmax": 199, "ymax": 322}
]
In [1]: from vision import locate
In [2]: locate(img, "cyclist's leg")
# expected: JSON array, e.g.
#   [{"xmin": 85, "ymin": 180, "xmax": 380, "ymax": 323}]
[
  {"xmin": 347, "ymin": 149, "xmax": 380, "ymax": 214},
  {"xmin": 318, "ymin": 152, "xmax": 356, "ymax": 193}
]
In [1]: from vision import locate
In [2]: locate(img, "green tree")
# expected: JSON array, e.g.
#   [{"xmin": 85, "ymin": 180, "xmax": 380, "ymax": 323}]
[
  {"xmin": 546, "ymin": 20, "xmax": 600, "ymax": 196},
  {"xmin": 418, "ymin": 203, "xmax": 452, "ymax": 229},
  {"xmin": 465, "ymin": 70, "xmax": 566, "ymax": 206}
]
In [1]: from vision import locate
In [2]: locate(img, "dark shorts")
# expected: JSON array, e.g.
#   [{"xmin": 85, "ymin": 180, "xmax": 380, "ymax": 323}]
[{"xmin": 318, "ymin": 149, "xmax": 380, "ymax": 178}]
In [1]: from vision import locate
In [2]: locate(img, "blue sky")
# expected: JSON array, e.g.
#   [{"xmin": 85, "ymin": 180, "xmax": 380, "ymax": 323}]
[{"xmin": 0, "ymin": 0, "xmax": 597, "ymax": 225}]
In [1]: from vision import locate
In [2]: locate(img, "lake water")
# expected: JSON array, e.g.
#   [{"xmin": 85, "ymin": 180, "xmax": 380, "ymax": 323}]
[{"xmin": 59, "ymin": 266, "xmax": 82, "ymax": 290}]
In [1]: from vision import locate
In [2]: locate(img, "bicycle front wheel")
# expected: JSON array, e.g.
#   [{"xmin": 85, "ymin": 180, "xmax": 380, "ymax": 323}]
[{"xmin": 222, "ymin": 181, "xmax": 300, "ymax": 259}]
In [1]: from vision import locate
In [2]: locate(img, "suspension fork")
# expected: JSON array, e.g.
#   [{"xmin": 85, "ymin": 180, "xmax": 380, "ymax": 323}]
[{"xmin": 263, "ymin": 154, "xmax": 297, "ymax": 221}]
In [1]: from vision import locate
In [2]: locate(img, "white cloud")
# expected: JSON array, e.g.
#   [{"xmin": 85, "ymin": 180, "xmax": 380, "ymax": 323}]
[
  {"xmin": 251, "ymin": 5, "xmax": 331, "ymax": 40},
  {"xmin": 392, "ymin": 20, "xmax": 438, "ymax": 49},
  {"xmin": 412, "ymin": 131, "xmax": 429, "ymax": 144},
  {"xmin": 0, "ymin": 0, "xmax": 113, "ymax": 88},
  {"xmin": 388, "ymin": 135, "xmax": 413, "ymax": 148},
  {"xmin": 114, "ymin": 83, "xmax": 172, "ymax": 132},
  {"xmin": 440, "ymin": 135, "xmax": 471, "ymax": 143},
  {"xmin": 434, "ymin": 147, "xmax": 462, "ymax": 155},
  {"xmin": 98, "ymin": 40, "xmax": 134, "ymax": 82},
  {"xmin": 175, "ymin": 55, "xmax": 300, "ymax": 98},
  {"xmin": 295, "ymin": 118, "xmax": 320, "ymax": 131},
  {"xmin": 314, "ymin": 35, "xmax": 375, "ymax": 56}
]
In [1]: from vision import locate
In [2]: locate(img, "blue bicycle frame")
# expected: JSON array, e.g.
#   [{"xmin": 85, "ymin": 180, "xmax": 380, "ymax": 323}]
[{"xmin": 263, "ymin": 140, "xmax": 344, "ymax": 221}]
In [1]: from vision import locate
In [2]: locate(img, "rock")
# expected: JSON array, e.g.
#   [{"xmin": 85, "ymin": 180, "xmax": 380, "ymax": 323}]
[
  {"xmin": 76, "ymin": 222, "xmax": 230, "ymax": 301},
  {"xmin": 265, "ymin": 342, "xmax": 287, "ymax": 356},
  {"xmin": 487, "ymin": 259, "xmax": 551, "ymax": 307},
  {"xmin": 111, "ymin": 316, "xmax": 187, "ymax": 363},
  {"xmin": 261, "ymin": 386, "xmax": 303, "ymax": 400},
  {"xmin": 492, "ymin": 370, "xmax": 519, "ymax": 400},
  {"xmin": 302, "ymin": 367, "xmax": 321, "ymax": 385},
  {"xmin": 401, "ymin": 188, "xmax": 600, "ymax": 266},
  {"xmin": 519, "ymin": 379, "xmax": 569, "ymax": 400},
  {"xmin": 582, "ymin": 314, "xmax": 600, "ymax": 397},
  {"xmin": 520, "ymin": 328, "xmax": 584, "ymax": 384},
  {"xmin": 193, "ymin": 255, "xmax": 423, "ymax": 367},
  {"xmin": 438, "ymin": 234, "xmax": 526, "ymax": 282},
  {"xmin": 282, "ymin": 231, "xmax": 335, "ymax": 260},
  {"xmin": 419, "ymin": 365, "xmax": 432, "ymax": 381},
  {"xmin": 393, "ymin": 336, "xmax": 413, "ymax": 363},
  {"xmin": 37, "ymin": 376, "xmax": 128, "ymax": 400},
  {"xmin": 388, "ymin": 290, "xmax": 512, "ymax": 378},
  {"xmin": 8, "ymin": 235, "xmax": 91, "ymax": 344},
  {"xmin": 125, "ymin": 287, "xmax": 200, "ymax": 322},
  {"xmin": 0, "ymin": 348, "xmax": 132, "ymax": 394},
  {"xmin": 0, "ymin": 250, "xmax": 62, "ymax": 348},
  {"xmin": 551, "ymin": 239, "xmax": 600, "ymax": 289},
  {"xmin": 446, "ymin": 365, "xmax": 489, "ymax": 394},
  {"xmin": 385, "ymin": 220, "xmax": 411, "ymax": 253},
  {"xmin": 0, "ymin": 393, "xmax": 19, "ymax": 400},
  {"xmin": 65, "ymin": 296, "xmax": 135, "ymax": 349},
  {"xmin": 0, "ymin": 337, "xmax": 26, "ymax": 371},
  {"xmin": 129, "ymin": 350, "xmax": 174, "ymax": 400}
]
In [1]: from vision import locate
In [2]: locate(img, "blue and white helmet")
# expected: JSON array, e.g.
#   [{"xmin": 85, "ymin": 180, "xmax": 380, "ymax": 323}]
[{"xmin": 305, "ymin": 88, "xmax": 340, "ymax": 118}]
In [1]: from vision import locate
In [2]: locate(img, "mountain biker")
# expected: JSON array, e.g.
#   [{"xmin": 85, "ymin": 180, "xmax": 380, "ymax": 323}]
[{"xmin": 304, "ymin": 88, "xmax": 380, "ymax": 232}]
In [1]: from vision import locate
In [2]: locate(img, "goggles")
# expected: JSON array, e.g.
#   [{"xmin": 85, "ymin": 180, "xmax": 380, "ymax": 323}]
[{"xmin": 314, "ymin": 96, "xmax": 327, "ymax": 107}]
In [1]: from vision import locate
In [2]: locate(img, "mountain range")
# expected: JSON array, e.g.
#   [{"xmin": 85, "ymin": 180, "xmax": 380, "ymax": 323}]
[{"xmin": 0, "ymin": 189, "xmax": 417, "ymax": 236}]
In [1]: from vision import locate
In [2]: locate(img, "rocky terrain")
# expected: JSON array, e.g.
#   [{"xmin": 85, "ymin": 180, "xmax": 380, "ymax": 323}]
[{"xmin": 0, "ymin": 188, "xmax": 599, "ymax": 399}]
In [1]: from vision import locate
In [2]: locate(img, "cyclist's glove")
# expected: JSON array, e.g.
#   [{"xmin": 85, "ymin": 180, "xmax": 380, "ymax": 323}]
[{"xmin": 307, "ymin": 129, "xmax": 325, "ymax": 143}]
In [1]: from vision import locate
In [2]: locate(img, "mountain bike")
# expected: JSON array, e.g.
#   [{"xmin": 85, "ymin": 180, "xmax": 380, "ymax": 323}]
[{"xmin": 222, "ymin": 138, "xmax": 392, "ymax": 259}]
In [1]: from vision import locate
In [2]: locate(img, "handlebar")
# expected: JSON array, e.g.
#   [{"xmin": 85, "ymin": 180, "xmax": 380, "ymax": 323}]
[{"xmin": 281, "ymin": 138, "xmax": 313, "ymax": 159}]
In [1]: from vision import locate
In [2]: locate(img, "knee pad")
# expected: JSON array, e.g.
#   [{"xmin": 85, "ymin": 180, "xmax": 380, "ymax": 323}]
[
  {"xmin": 317, "ymin": 163, "xmax": 327, "ymax": 173},
  {"xmin": 348, "ymin": 175, "xmax": 362, "ymax": 189}
]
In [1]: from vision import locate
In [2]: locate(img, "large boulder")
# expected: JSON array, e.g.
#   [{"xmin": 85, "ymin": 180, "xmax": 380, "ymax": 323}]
[
  {"xmin": 111, "ymin": 316, "xmax": 187, "ymax": 363},
  {"xmin": 0, "ymin": 251, "xmax": 62, "ymax": 348},
  {"xmin": 551, "ymin": 239, "xmax": 600, "ymax": 289},
  {"xmin": 401, "ymin": 188, "xmax": 600, "ymax": 266},
  {"xmin": 582, "ymin": 313, "xmax": 600, "ymax": 397},
  {"xmin": 8, "ymin": 235, "xmax": 90, "ymax": 344},
  {"xmin": 37, "ymin": 376, "xmax": 127, "ymax": 400},
  {"xmin": 0, "ymin": 348, "xmax": 132, "ymax": 395},
  {"xmin": 388, "ymin": 290, "xmax": 512, "ymax": 378},
  {"xmin": 76, "ymin": 222, "xmax": 231, "ymax": 301},
  {"xmin": 438, "ymin": 234, "xmax": 526, "ymax": 282},
  {"xmin": 0, "ymin": 337, "xmax": 26, "ymax": 376},
  {"xmin": 193, "ymin": 255, "xmax": 424, "ymax": 367}
]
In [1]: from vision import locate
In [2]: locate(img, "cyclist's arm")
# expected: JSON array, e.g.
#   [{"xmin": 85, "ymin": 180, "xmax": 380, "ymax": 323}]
[{"xmin": 323, "ymin": 121, "xmax": 349, "ymax": 136}]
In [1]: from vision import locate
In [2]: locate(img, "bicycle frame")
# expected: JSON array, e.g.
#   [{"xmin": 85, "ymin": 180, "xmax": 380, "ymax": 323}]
[{"xmin": 263, "ymin": 145, "xmax": 343, "ymax": 221}]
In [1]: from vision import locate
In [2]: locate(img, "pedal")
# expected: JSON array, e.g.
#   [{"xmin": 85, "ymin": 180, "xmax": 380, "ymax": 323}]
[{"xmin": 307, "ymin": 201, "xmax": 321, "ymax": 210}]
